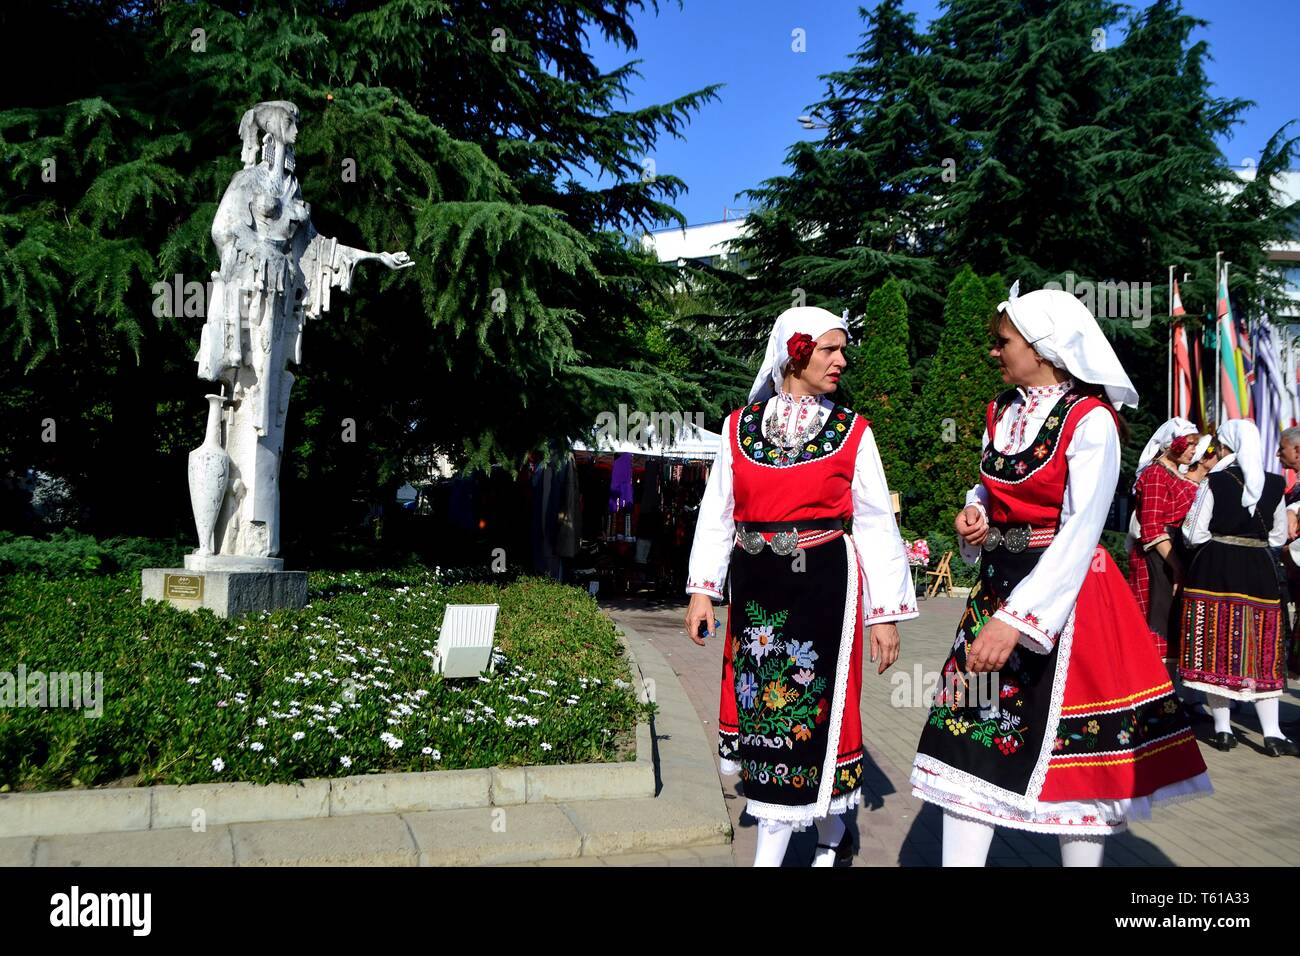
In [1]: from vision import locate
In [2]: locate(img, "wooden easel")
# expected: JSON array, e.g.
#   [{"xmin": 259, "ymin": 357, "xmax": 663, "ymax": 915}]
[{"xmin": 925, "ymin": 551, "xmax": 955, "ymax": 598}]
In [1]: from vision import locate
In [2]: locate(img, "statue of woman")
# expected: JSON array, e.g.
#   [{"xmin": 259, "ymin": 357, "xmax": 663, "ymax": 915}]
[{"xmin": 190, "ymin": 100, "xmax": 413, "ymax": 567}]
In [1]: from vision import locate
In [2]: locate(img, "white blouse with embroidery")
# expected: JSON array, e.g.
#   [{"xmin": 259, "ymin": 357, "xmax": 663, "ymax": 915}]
[
  {"xmin": 961, "ymin": 379, "xmax": 1120, "ymax": 654},
  {"xmin": 1180, "ymin": 455, "xmax": 1287, "ymax": 547},
  {"xmin": 685, "ymin": 391, "xmax": 918, "ymax": 626}
]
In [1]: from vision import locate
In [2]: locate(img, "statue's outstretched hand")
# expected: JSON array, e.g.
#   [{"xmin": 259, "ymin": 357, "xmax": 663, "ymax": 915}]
[{"xmin": 379, "ymin": 251, "xmax": 414, "ymax": 270}]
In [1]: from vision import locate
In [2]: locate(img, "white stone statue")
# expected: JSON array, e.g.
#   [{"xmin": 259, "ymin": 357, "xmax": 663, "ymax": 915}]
[{"xmin": 186, "ymin": 100, "xmax": 413, "ymax": 571}]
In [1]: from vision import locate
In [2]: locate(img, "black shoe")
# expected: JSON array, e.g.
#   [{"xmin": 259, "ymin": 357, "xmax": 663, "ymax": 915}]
[
  {"xmin": 1209, "ymin": 732, "xmax": 1239, "ymax": 751},
  {"xmin": 1262, "ymin": 737, "xmax": 1299, "ymax": 757}
]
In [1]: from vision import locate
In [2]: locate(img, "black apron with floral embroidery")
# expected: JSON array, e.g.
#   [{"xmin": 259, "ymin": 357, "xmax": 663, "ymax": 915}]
[
  {"xmin": 914, "ymin": 541, "xmax": 1060, "ymax": 797},
  {"xmin": 725, "ymin": 537, "xmax": 862, "ymax": 806}
]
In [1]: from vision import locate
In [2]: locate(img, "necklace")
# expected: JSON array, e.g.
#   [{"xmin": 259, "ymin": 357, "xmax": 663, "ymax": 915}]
[{"xmin": 764, "ymin": 395, "xmax": 824, "ymax": 463}]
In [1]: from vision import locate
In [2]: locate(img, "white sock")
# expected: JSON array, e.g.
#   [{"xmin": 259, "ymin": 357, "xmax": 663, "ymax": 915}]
[
  {"xmin": 812, "ymin": 814, "xmax": 846, "ymax": 867},
  {"xmin": 1255, "ymin": 697, "xmax": 1285, "ymax": 739},
  {"xmin": 1059, "ymin": 833, "xmax": 1105, "ymax": 867},
  {"xmin": 753, "ymin": 820, "xmax": 794, "ymax": 867},
  {"xmin": 942, "ymin": 811, "xmax": 995, "ymax": 867},
  {"xmin": 1206, "ymin": 693, "xmax": 1233, "ymax": 734}
]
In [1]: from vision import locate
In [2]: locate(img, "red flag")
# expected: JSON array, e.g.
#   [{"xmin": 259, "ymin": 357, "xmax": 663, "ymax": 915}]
[
  {"xmin": 1171, "ymin": 279, "xmax": 1186, "ymax": 317},
  {"xmin": 1172, "ymin": 322, "xmax": 1192, "ymax": 419}
]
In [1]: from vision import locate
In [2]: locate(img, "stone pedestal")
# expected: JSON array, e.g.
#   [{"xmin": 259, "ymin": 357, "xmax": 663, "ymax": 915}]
[{"xmin": 141, "ymin": 567, "xmax": 307, "ymax": 619}]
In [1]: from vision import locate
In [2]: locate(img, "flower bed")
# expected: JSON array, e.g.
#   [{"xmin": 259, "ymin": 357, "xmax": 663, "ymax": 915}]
[{"xmin": 0, "ymin": 567, "xmax": 649, "ymax": 791}]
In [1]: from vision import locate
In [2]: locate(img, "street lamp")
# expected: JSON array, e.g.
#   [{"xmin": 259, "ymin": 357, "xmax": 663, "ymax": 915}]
[{"xmin": 797, "ymin": 113, "xmax": 829, "ymax": 130}]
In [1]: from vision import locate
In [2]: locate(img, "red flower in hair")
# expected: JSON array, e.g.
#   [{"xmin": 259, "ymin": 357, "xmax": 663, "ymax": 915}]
[{"xmin": 787, "ymin": 333, "xmax": 815, "ymax": 363}]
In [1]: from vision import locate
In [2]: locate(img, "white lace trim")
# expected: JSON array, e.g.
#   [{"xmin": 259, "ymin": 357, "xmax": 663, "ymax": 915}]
[
  {"xmin": 911, "ymin": 769, "xmax": 1213, "ymax": 836},
  {"xmin": 720, "ymin": 756, "xmax": 740, "ymax": 775},
  {"xmin": 745, "ymin": 788, "xmax": 864, "ymax": 833},
  {"xmin": 813, "ymin": 536, "xmax": 859, "ymax": 819},
  {"xmin": 1178, "ymin": 678, "xmax": 1284, "ymax": 702}
]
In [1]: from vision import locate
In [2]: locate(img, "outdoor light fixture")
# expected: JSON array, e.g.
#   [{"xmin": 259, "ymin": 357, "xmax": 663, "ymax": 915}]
[{"xmin": 433, "ymin": 603, "xmax": 499, "ymax": 678}]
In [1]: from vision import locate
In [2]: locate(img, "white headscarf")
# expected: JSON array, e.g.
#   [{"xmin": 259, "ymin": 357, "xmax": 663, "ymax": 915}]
[
  {"xmin": 1192, "ymin": 433, "xmax": 1213, "ymax": 463},
  {"xmin": 1135, "ymin": 417, "xmax": 1198, "ymax": 486},
  {"xmin": 998, "ymin": 286, "xmax": 1139, "ymax": 409},
  {"xmin": 747, "ymin": 306, "xmax": 850, "ymax": 404},
  {"xmin": 1213, "ymin": 419, "xmax": 1265, "ymax": 515}
]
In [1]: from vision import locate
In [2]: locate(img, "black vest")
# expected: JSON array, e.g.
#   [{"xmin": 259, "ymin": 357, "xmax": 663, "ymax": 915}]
[{"xmin": 1206, "ymin": 466, "xmax": 1284, "ymax": 539}]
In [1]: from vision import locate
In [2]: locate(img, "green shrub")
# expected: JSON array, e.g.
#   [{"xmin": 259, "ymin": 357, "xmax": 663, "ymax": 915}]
[
  {"xmin": 0, "ymin": 567, "xmax": 649, "ymax": 791},
  {"xmin": 0, "ymin": 530, "xmax": 186, "ymax": 578}
]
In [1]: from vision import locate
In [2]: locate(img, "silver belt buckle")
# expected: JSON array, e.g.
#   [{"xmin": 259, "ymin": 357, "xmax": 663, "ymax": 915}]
[
  {"xmin": 740, "ymin": 530, "xmax": 765, "ymax": 555},
  {"xmin": 1003, "ymin": 526, "xmax": 1030, "ymax": 554},
  {"xmin": 770, "ymin": 530, "xmax": 799, "ymax": 556},
  {"xmin": 982, "ymin": 526, "xmax": 1003, "ymax": 552}
]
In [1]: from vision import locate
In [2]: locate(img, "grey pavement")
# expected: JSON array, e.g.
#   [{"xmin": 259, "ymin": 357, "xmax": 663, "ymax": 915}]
[{"xmin": 601, "ymin": 592, "xmax": 1300, "ymax": 867}]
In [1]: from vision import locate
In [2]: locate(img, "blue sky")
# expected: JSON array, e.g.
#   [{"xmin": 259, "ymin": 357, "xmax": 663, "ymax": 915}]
[{"xmin": 582, "ymin": 0, "xmax": 1299, "ymax": 228}]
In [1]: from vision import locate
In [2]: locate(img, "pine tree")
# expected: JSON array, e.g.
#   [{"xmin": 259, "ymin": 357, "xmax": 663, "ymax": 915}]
[
  {"xmin": 909, "ymin": 266, "xmax": 1006, "ymax": 535},
  {"xmin": 722, "ymin": 0, "xmax": 1297, "ymax": 449},
  {"xmin": 723, "ymin": 0, "xmax": 946, "ymax": 355},
  {"xmin": 0, "ymin": 1, "xmax": 724, "ymax": 542},
  {"xmin": 840, "ymin": 278, "xmax": 913, "ymax": 498}
]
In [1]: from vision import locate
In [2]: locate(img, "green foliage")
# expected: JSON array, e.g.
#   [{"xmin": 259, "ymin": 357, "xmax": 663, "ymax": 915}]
[
  {"xmin": 841, "ymin": 278, "xmax": 913, "ymax": 497},
  {"xmin": 1100, "ymin": 530, "xmax": 1131, "ymax": 578},
  {"xmin": 0, "ymin": 568, "xmax": 649, "ymax": 791},
  {"xmin": 0, "ymin": 1, "xmax": 729, "ymax": 541},
  {"xmin": 0, "ymin": 529, "xmax": 186, "ymax": 577},
  {"xmin": 720, "ymin": 0, "xmax": 1297, "ymax": 440},
  {"xmin": 910, "ymin": 267, "xmax": 1006, "ymax": 533}
]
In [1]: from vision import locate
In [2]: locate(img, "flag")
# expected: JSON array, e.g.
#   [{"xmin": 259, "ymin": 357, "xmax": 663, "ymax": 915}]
[
  {"xmin": 1194, "ymin": 333, "xmax": 1208, "ymax": 430},
  {"xmin": 1171, "ymin": 279, "xmax": 1186, "ymax": 317},
  {"xmin": 1172, "ymin": 322, "xmax": 1192, "ymax": 419},
  {"xmin": 1217, "ymin": 265, "xmax": 1245, "ymax": 420},
  {"xmin": 1252, "ymin": 318, "xmax": 1284, "ymax": 475}
]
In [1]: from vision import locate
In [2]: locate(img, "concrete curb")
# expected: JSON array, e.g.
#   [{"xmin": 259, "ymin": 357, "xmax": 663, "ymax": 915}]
[{"xmin": 0, "ymin": 654, "xmax": 655, "ymax": 841}]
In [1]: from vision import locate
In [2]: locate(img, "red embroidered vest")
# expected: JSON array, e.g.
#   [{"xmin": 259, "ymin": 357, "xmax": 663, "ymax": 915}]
[
  {"xmin": 729, "ymin": 400, "xmax": 866, "ymax": 521},
  {"xmin": 980, "ymin": 391, "xmax": 1114, "ymax": 527}
]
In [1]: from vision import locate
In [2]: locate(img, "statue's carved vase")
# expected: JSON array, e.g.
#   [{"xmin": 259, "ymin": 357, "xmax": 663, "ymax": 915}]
[{"xmin": 188, "ymin": 393, "xmax": 230, "ymax": 555}]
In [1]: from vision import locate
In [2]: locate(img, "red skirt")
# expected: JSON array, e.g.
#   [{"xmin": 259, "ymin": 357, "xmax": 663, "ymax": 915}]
[
  {"xmin": 1040, "ymin": 548, "xmax": 1208, "ymax": 802},
  {"xmin": 913, "ymin": 545, "xmax": 1210, "ymax": 833}
]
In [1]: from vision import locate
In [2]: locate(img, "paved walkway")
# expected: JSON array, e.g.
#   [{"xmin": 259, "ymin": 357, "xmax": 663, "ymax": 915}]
[{"xmin": 602, "ymin": 592, "xmax": 1300, "ymax": 867}]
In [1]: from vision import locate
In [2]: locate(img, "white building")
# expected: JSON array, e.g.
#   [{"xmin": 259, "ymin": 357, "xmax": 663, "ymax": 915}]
[
  {"xmin": 1229, "ymin": 167, "xmax": 1299, "ymax": 320},
  {"xmin": 640, "ymin": 217, "xmax": 750, "ymax": 270}
]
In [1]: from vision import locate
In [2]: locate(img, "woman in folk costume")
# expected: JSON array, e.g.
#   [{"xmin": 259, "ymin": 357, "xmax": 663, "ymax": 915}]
[
  {"xmin": 683, "ymin": 306, "xmax": 917, "ymax": 867},
  {"xmin": 1184, "ymin": 434, "xmax": 1220, "ymax": 485},
  {"xmin": 1127, "ymin": 418, "xmax": 1201, "ymax": 662},
  {"xmin": 1178, "ymin": 419, "xmax": 1298, "ymax": 757},
  {"xmin": 910, "ymin": 287, "xmax": 1211, "ymax": 867}
]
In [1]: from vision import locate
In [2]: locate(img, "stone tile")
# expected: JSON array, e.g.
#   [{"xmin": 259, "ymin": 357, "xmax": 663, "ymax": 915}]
[{"xmin": 605, "ymin": 596, "xmax": 1300, "ymax": 869}]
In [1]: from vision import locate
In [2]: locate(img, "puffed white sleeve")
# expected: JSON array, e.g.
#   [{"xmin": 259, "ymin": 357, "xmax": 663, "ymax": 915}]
[
  {"xmin": 958, "ymin": 427, "xmax": 992, "ymax": 565},
  {"xmin": 1269, "ymin": 493, "xmax": 1287, "ymax": 547},
  {"xmin": 1181, "ymin": 480, "xmax": 1214, "ymax": 546},
  {"xmin": 686, "ymin": 413, "xmax": 735, "ymax": 601},
  {"xmin": 852, "ymin": 425, "xmax": 919, "ymax": 624},
  {"xmin": 991, "ymin": 407, "xmax": 1118, "ymax": 654}
]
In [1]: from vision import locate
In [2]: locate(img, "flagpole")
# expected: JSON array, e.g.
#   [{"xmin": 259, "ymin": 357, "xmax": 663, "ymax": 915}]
[
  {"xmin": 1168, "ymin": 264, "xmax": 1174, "ymax": 420},
  {"xmin": 1215, "ymin": 251, "xmax": 1222, "ymax": 425}
]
